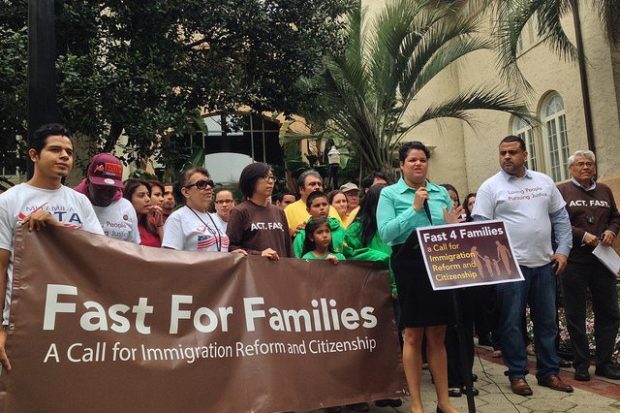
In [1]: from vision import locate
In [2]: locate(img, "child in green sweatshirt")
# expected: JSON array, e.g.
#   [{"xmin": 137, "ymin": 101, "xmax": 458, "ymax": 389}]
[
  {"xmin": 300, "ymin": 217, "xmax": 345, "ymax": 263},
  {"xmin": 293, "ymin": 191, "xmax": 345, "ymax": 258}
]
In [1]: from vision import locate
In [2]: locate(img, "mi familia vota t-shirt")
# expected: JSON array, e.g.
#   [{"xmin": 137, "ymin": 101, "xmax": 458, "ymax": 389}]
[
  {"xmin": 93, "ymin": 197, "xmax": 141, "ymax": 243},
  {"xmin": 161, "ymin": 206, "xmax": 230, "ymax": 252},
  {"xmin": 0, "ymin": 183, "xmax": 104, "ymax": 324}
]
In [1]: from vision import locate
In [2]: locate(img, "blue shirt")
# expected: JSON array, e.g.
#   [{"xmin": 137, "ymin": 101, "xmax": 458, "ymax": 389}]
[{"xmin": 376, "ymin": 178, "xmax": 452, "ymax": 246}]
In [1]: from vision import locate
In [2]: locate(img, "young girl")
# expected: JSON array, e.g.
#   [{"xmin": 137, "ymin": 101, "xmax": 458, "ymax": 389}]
[{"xmin": 301, "ymin": 217, "xmax": 345, "ymax": 263}]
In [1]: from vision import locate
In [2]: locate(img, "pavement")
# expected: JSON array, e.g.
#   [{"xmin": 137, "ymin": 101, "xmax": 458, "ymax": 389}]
[{"xmin": 302, "ymin": 345, "xmax": 620, "ymax": 413}]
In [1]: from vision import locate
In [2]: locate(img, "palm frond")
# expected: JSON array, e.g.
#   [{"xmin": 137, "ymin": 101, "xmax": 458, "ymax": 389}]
[
  {"xmin": 408, "ymin": 87, "xmax": 535, "ymax": 132},
  {"xmin": 593, "ymin": 0, "xmax": 620, "ymax": 44}
]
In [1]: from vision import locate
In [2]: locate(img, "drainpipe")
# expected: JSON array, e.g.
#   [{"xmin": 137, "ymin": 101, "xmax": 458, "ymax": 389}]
[{"xmin": 571, "ymin": 0, "xmax": 596, "ymax": 154}]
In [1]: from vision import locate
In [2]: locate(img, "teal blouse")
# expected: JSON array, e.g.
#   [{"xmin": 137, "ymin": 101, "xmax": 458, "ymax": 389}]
[{"xmin": 376, "ymin": 178, "xmax": 452, "ymax": 246}]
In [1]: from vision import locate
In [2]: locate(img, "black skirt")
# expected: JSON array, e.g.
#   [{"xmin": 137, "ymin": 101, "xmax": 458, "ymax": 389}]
[{"xmin": 391, "ymin": 244, "xmax": 454, "ymax": 328}]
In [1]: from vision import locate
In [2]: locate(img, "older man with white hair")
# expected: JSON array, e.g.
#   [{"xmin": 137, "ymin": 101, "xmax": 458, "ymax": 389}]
[{"xmin": 557, "ymin": 150, "xmax": 620, "ymax": 381}]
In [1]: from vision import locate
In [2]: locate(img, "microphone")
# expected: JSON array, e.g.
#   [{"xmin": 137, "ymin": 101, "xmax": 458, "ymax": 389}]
[{"xmin": 423, "ymin": 198, "xmax": 432, "ymax": 223}]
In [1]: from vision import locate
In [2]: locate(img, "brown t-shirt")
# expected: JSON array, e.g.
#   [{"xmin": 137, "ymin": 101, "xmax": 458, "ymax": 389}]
[
  {"xmin": 226, "ymin": 200, "xmax": 292, "ymax": 257},
  {"xmin": 557, "ymin": 180, "xmax": 620, "ymax": 264}
]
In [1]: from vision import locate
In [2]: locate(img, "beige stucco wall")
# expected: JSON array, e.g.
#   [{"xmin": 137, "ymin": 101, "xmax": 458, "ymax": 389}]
[{"xmin": 364, "ymin": 0, "xmax": 620, "ymax": 197}]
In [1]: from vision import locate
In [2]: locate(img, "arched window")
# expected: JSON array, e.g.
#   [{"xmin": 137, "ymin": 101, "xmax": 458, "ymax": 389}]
[
  {"xmin": 541, "ymin": 94, "xmax": 569, "ymax": 182},
  {"xmin": 512, "ymin": 117, "xmax": 537, "ymax": 171}
]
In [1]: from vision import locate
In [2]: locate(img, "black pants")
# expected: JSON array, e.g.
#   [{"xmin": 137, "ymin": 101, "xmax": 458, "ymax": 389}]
[{"xmin": 559, "ymin": 259, "xmax": 620, "ymax": 370}]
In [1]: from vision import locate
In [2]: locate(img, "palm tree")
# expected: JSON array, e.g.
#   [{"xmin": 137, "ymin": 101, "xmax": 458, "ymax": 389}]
[
  {"xmin": 297, "ymin": 0, "xmax": 532, "ymax": 177},
  {"xmin": 481, "ymin": 0, "xmax": 619, "ymax": 85},
  {"xmin": 485, "ymin": 0, "xmax": 620, "ymax": 152}
]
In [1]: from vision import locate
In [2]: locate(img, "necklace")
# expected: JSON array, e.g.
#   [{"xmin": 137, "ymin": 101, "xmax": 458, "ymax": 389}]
[{"xmin": 187, "ymin": 206, "xmax": 223, "ymax": 252}]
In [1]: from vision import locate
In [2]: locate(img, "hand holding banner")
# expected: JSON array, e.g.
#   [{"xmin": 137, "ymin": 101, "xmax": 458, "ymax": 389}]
[{"xmin": 1, "ymin": 226, "xmax": 404, "ymax": 413}]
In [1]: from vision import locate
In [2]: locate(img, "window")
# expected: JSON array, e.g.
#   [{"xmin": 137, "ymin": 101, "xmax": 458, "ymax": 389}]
[
  {"xmin": 512, "ymin": 116, "xmax": 537, "ymax": 171},
  {"xmin": 541, "ymin": 94, "xmax": 569, "ymax": 182}
]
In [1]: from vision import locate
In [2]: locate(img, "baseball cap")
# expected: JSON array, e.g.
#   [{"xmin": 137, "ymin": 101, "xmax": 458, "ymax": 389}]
[
  {"xmin": 340, "ymin": 182, "xmax": 360, "ymax": 193},
  {"xmin": 87, "ymin": 153, "xmax": 123, "ymax": 188}
]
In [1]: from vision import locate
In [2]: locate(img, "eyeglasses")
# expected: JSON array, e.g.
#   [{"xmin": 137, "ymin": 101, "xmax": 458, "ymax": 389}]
[
  {"xmin": 263, "ymin": 175, "xmax": 275, "ymax": 182},
  {"xmin": 574, "ymin": 162, "xmax": 594, "ymax": 168},
  {"xmin": 215, "ymin": 199, "xmax": 234, "ymax": 204},
  {"xmin": 185, "ymin": 179, "xmax": 214, "ymax": 190}
]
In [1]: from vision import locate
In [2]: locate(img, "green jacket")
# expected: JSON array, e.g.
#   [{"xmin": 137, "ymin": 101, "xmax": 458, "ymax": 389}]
[
  {"xmin": 293, "ymin": 216, "xmax": 346, "ymax": 258},
  {"xmin": 344, "ymin": 219, "xmax": 397, "ymax": 295},
  {"xmin": 301, "ymin": 251, "xmax": 346, "ymax": 261}
]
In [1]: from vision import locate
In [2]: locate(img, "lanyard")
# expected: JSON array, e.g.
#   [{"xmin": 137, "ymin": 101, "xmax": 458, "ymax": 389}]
[{"xmin": 187, "ymin": 206, "xmax": 223, "ymax": 252}]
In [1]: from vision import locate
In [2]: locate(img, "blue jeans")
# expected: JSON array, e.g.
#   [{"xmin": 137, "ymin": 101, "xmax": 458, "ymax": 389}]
[{"xmin": 496, "ymin": 263, "xmax": 559, "ymax": 380}]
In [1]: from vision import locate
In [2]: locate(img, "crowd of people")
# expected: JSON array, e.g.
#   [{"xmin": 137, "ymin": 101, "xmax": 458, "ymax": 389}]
[{"xmin": 0, "ymin": 123, "xmax": 619, "ymax": 413}]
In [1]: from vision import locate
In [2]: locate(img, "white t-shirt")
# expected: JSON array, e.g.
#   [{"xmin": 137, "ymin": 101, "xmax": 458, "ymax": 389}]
[
  {"xmin": 93, "ymin": 198, "xmax": 141, "ymax": 244},
  {"xmin": 162, "ymin": 206, "xmax": 229, "ymax": 252},
  {"xmin": 211, "ymin": 213, "xmax": 228, "ymax": 233},
  {"xmin": 0, "ymin": 183, "xmax": 104, "ymax": 324},
  {"xmin": 472, "ymin": 170, "xmax": 566, "ymax": 267}
]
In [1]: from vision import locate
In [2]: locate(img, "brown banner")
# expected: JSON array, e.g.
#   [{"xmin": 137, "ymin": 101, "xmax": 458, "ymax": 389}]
[
  {"xmin": 1, "ymin": 226, "xmax": 404, "ymax": 413},
  {"xmin": 417, "ymin": 220, "xmax": 524, "ymax": 290}
]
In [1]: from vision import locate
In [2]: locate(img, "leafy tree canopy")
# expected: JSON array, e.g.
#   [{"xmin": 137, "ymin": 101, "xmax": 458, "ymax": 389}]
[{"xmin": 0, "ymin": 0, "xmax": 355, "ymax": 170}]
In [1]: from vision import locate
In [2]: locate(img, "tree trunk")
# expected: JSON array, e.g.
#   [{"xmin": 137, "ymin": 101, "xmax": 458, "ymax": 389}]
[{"xmin": 103, "ymin": 122, "xmax": 124, "ymax": 153}]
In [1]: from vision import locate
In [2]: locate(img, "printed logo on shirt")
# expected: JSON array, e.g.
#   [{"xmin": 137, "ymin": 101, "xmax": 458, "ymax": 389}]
[
  {"xmin": 18, "ymin": 204, "xmax": 83, "ymax": 228},
  {"xmin": 197, "ymin": 234, "xmax": 216, "ymax": 250},
  {"xmin": 568, "ymin": 199, "xmax": 610, "ymax": 208},
  {"xmin": 505, "ymin": 187, "xmax": 548, "ymax": 202},
  {"xmin": 250, "ymin": 222, "xmax": 284, "ymax": 231}
]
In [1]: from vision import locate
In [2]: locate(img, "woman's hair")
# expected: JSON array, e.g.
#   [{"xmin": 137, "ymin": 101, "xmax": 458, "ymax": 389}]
[
  {"xmin": 238, "ymin": 162, "xmax": 272, "ymax": 199},
  {"xmin": 398, "ymin": 141, "xmax": 430, "ymax": 162},
  {"xmin": 179, "ymin": 167, "xmax": 210, "ymax": 188},
  {"xmin": 123, "ymin": 179, "xmax": 151, "ymax": 202},
  {"xmin": 440, "ymin": 183, "xmax": 460, "ymax": 206},
  {"xmin": 358, "ymin": 184, "xmax": 386, "ymax": 246},
  {"xmin": 327, "ymin": 190, "xmax": 346, "ymax": 205},
  {"xmin": 123, "ymin": 179, "xmax": 151, "ymax": 224},
  {"xmin": 463, "ymin": 192, "xmax": 477, "ymax": 222},
  {"xmin": 302, "ymin": 217, "xmax": 333, "ymax": 256},
  {"xmin": 148, "ymin": 180, "xmax": 164, "ymax": 195}
]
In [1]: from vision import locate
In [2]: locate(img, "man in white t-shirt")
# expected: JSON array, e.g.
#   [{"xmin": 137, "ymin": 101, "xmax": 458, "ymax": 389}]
[
  {"xmin": 76, "ymin": 153, "xmax": 140, "ymax": 243},
  {"xmin": 0, "ymin": 123, "xmax": 104, "ymax": 371},
  {"xmin": 472, "ymin": 135, "xmax": 573, "ymax": 396}
]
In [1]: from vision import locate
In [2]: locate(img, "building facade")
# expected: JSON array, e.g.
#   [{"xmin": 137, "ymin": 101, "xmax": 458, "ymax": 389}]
[{"xmin": 365, "ymin": 0, "xmax": 620, "ymax": 196}]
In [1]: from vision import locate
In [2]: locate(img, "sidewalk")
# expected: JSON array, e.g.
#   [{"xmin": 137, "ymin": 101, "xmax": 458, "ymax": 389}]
[{"xmin": 303, "ymin": 345, "xmax": 620, "ymax": 413}]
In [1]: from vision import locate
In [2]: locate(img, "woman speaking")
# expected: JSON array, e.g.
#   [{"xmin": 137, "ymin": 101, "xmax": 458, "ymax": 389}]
[{"xmin": 377, "ymin": 141, "xmax": 462, "ymax": 413}]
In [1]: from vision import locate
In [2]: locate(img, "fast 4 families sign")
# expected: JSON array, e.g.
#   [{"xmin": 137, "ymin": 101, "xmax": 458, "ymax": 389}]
[
  {"xmin": 0, "ymin": 227, "xmax": 404, "ymax": 413},
  {"xmin": 417, "ymin": 220, "xmax": 524, "ymax": 290}
]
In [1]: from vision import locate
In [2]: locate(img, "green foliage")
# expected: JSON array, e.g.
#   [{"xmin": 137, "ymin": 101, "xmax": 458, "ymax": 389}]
[
  {"xmin": 0, "ymin": 19, "xmax": 27, "ymax": 175},
  {"xmin": 295, "ymin": 0, "xmax": 532, "ymax": 178},
  {"xmin": 0, "ymin": 0, "xmax": 355, "ymax": 171},
  {"xmin": 451, "ymin": 0, "xmax": 620, "ymax": 91}
]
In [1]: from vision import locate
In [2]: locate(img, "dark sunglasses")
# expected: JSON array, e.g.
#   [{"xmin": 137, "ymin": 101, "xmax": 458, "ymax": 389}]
[{"xmin": 185, "ymin": 179, "xmax": 214, "ymax": 190}]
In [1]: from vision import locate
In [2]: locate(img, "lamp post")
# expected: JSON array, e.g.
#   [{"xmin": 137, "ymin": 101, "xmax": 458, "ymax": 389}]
[{"xmin": 27, "ymin": 0, "xmax": 58, "ymax": 178}]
